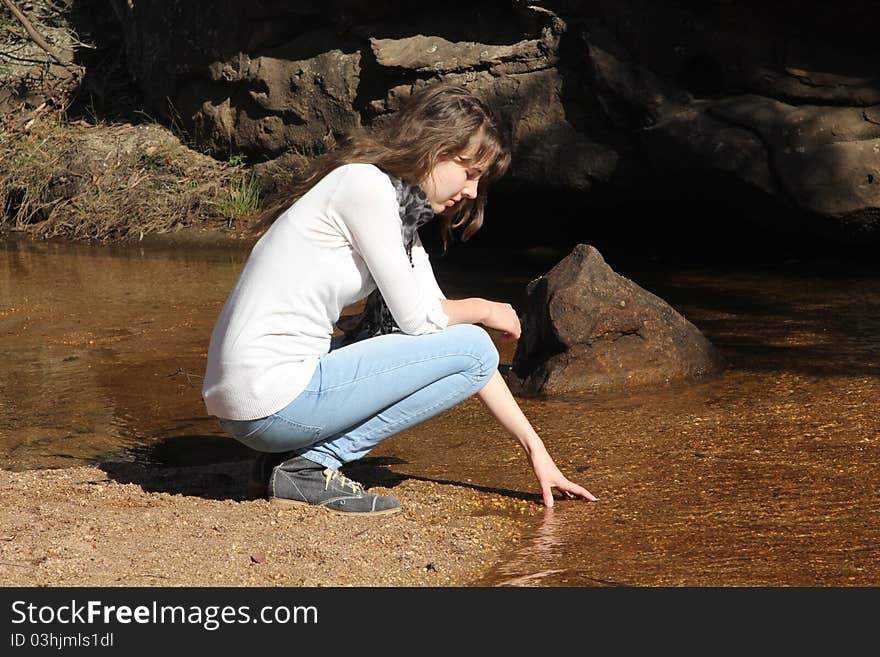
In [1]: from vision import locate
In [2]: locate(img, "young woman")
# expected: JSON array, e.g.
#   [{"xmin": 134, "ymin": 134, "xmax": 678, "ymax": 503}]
[{"xmin": 203, "ymin": 83, "xmax": 597, "ymax": 515}]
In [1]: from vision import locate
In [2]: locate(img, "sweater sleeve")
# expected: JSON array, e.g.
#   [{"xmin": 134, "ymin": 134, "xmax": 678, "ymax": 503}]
[
  {"xmin": 411, "ymin": 231, "xmax": 446, "ymax": 300},
  {"xmin": 332, "ymin": 165, "xmax": 449, "ymax": 335}
]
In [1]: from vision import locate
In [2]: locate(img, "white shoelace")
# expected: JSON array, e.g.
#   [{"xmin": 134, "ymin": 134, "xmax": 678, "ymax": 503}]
[{"xmin": 322, "ymin": 468, "xmax": 364, "ymax": 494}]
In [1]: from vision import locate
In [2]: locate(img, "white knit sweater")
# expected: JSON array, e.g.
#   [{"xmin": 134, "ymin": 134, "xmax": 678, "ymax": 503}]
[{"xmin": 202, "ymin": 163, "xmax": 448, "ymax": 420}]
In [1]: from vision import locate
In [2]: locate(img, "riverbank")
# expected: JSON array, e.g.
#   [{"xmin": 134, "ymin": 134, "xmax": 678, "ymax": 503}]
[
  {"xmin": 0, "ymin": 461, "xmax": 533, "ymax": 587},
  {"xmin": 0, "ymin": 101, "xmax": 294, "ymax": 245}
]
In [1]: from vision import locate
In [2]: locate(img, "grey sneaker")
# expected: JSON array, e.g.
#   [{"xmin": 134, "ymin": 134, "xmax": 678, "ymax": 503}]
[{"xmin": 269, "ymin": 455, "xmax": 401, "ymax": 516}]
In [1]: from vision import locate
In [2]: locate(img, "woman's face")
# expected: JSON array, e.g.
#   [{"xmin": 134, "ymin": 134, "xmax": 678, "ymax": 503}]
[{"xmin": 422, "ymin": 135, "xmax": 487, "ymax": 214}]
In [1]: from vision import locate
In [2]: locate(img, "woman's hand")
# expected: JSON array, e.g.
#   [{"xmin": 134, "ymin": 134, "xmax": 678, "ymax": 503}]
[
  {"xmin": 476, "ymin": 371, "xmax": 597, "ymax": 508},
  {"xmin": 527, "ymin": 445, "xmax": 598, "ymax": 508},
  {"xmin": 481, "ymin": 300, "xmax": 521, "ymax": 341}
]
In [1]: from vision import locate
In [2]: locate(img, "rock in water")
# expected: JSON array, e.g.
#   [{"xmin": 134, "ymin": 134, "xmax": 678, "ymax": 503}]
[{"xmin": 508, "ymin": 244, "xmax": 725, "ymax": 396}]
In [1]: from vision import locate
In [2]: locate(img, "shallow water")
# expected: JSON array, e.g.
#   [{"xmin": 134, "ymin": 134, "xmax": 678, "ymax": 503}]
[
  {"xmin": 2, "ymin": 236, "xmax": 878, "ymax": 585},
  {"xmin": 0, "ymin": 237, "xmax": 246, "ymax": 470}
]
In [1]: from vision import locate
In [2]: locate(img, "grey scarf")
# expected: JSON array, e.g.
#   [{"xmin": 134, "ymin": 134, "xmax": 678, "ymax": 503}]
[{"xmin": 336, "ymin": 174, "xmax": 435, "ymax": 346}]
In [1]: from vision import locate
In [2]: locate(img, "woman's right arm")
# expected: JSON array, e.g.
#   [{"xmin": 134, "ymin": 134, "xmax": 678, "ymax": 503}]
[
  {"xmin": 440, "ymin": 298, "xmax": 522, "ymax": 341},
  {"xmin": 336, "ymin": 165, "xmax": 449, "ymax": 335},
  {"xmin": 441, "ymin": 298, "xmax": 596, "ymax": 506}
]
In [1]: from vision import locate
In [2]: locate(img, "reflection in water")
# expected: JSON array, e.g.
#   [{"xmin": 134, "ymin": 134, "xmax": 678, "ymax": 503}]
[
  {"xmin": 491, "ymin": 508, "xmax": 577, "ymax": 587},
  {"xmin": 2, "ymin": 237, "xmax": 879, "ymax": 585}
]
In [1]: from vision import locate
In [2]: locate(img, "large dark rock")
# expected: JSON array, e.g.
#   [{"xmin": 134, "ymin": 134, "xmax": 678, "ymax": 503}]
[{"xmin": 508, "ymin": 244, "xmax": 725, "ymax": 396}]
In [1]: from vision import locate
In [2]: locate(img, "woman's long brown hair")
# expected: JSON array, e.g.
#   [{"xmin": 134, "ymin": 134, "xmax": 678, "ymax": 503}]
[{"xmin": 254, "ymin": 82, "xmax": 511, "ymax": 246}]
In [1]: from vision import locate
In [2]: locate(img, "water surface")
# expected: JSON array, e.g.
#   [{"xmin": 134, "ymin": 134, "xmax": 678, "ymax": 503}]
[{"xmin": 1, "ymin": 236, "xmax": 877, "ymax": 585}]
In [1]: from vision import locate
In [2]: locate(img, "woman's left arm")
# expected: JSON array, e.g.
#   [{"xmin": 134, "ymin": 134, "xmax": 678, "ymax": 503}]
[{"xmin": 477, "ymin": 371, "xmax": 598, "ymax": 507}]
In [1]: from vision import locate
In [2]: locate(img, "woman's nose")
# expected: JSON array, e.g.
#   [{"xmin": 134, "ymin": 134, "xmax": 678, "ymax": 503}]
[{"xmin": 462, "ymin": 179, "xmax": 479, "ymax": 199}]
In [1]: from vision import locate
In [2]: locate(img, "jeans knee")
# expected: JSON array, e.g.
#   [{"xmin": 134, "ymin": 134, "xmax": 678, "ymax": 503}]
[{"xmin": 450, "ymin": 324, "xmax": 499, "ymax": 377}]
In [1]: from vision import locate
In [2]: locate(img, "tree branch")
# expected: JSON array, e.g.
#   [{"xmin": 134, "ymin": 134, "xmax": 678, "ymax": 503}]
[{"xmin": 1, "ymin": 0, "xmax": 75, "ymax": 68}]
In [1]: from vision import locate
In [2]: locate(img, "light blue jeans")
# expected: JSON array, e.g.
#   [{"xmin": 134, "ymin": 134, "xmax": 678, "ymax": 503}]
[{"xmin": 217, "ymin": 324, "xmax": 499, "ymax": 470}]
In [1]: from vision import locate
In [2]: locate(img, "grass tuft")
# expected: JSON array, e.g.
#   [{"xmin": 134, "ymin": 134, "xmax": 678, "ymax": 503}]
[{"xmin": 215, "ymin": 171, "xmax": 262, "ymax": 228}]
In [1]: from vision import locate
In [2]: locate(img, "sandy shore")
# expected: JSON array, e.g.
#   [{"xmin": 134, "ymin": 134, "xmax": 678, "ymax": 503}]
[{"xmin": 0, "ymin": 460, "xmax": 534, "ymax": 587}]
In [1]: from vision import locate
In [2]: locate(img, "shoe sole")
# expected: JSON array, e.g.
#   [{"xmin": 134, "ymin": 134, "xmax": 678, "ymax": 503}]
[{"xmin": 269, "ymin": 496, "xmax": 401, "ymax": 516}]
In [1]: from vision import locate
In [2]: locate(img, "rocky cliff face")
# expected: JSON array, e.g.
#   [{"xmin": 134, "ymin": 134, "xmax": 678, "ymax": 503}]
[{"xmin": 110, "ymin": 0, "xmax": 880, "ymax": 243}]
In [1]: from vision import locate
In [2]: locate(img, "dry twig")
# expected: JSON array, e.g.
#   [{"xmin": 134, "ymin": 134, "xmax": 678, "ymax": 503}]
[{"xmin": 1, "ymin": 0, "xmax": 75, "ymax": 69}]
